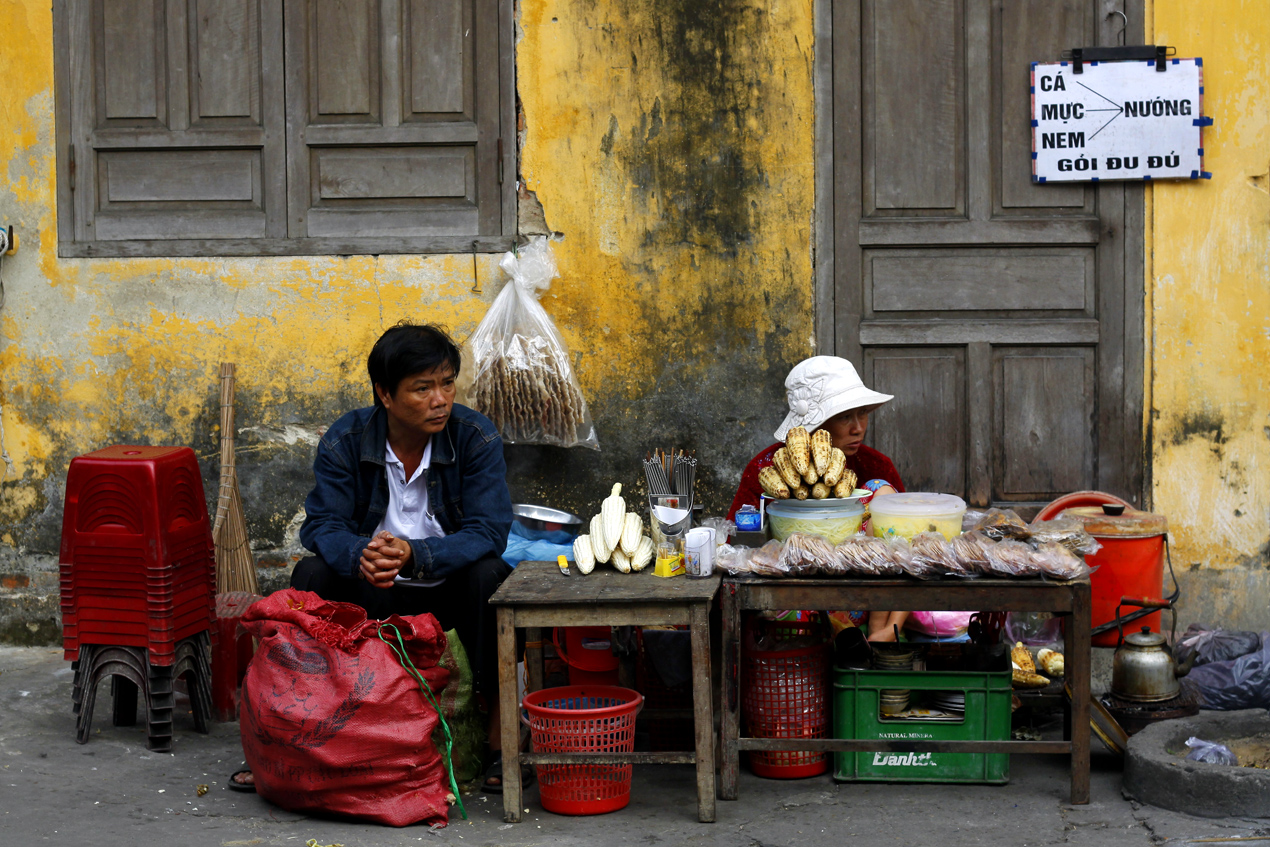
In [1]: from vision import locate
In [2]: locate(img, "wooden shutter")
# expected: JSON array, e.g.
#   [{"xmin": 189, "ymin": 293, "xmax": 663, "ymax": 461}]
[
  {"xmin": 57, "ymin": 0, "xmax": 286, "ymax": 252},
  {"xmin": 282, "ymin": 0, "xmax": 503, "ymax": 247}
]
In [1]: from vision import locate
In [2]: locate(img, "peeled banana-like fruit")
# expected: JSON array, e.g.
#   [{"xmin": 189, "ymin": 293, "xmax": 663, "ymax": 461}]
[
  {"xmin": 759, "ymin": 466, "xmax": 791, "ymax": 499},
  {"xmin": 793, "ymin": 484, "xmax": 810, "ymax": 500},
  {"xmin": 786, "ymin": 426, "xmax": 812, "ymax": 475},
  {"xmin": 620, "ymin": 512, "xmax": 643, "ymax": 556},
  {"xmin": 1037, "ymin": 648, "xmax": 1065, "ymax": 678},
  {"xmin": 802, "ymin": 464, "xmax": 819, "ymax": 485},
  {"xmin": 611, "ymin": 548, "xmax": 632, "ymax": 573},
  {"xmin": 811, "ymin": 482, "xmax": 830, "ymax": 499},
  {"xmin": 589, "ymin": 513, "xmax": 613, "ymax": 564},
  {"xmin": 573, "ymin": 535, "xmax": 595, "ymax": 574},
  {"xmin": 1011, "ymin": 642, "xmax": 1035, "ymax": 674}
]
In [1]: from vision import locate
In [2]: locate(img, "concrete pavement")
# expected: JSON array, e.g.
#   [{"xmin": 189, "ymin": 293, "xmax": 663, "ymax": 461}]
[{"xmin": 2, "ymin": 645, "xmax": 1267, "ymax": 847}]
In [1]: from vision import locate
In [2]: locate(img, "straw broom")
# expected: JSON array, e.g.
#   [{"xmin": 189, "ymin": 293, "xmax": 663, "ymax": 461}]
[{"xmin": 213, "ymin": 363, "xmax": 258, "ymax": 595}]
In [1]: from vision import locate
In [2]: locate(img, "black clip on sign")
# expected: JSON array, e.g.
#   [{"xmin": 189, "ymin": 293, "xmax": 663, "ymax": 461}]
[{"xmin": 1065, "ymin": 45, "xmax": 1173, "ymax": 73}]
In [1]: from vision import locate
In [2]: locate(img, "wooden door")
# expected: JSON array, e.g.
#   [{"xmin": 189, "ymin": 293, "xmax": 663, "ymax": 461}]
[{"xmin": 831, "ymin": 0, "xmax": 1144, "ymax": 508}]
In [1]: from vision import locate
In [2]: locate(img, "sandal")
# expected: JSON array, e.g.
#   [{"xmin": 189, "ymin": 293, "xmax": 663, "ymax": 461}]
[
  {"xmin": 480, "ymin": 750, "xmax": 535, "ymax": 795},
  {"xmin": 228, "ymin": 769, "xmax": 257, "ymax": 793}
]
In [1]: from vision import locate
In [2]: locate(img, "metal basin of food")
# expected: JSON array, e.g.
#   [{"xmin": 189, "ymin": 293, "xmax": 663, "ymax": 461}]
[{"xmin": 511, "ymin": 504, "xmax": 584, "ymax": 542}]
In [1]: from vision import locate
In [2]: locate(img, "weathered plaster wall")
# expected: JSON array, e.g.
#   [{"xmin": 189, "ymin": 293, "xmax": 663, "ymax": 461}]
[
  {"xmin": 1148, "ymin": 1, "xmax": 1270, "ymax": 630},
  {"xmin": 0, "ymin": 0, "xmax": 814, "ymax": 640}
]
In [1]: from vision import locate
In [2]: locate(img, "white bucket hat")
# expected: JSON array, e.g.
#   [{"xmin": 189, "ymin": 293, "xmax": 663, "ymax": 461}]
[{"xmin": 773, "ymin": 356, "xmax": 893, "ymax": 442}]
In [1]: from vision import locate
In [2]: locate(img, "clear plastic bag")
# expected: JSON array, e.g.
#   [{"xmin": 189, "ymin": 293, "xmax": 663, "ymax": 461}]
[
  {"xmin": 747, "ymin": 540, "xmax": 789, "ymax": 578},
  {"xmin": 974, "ymin": 508, "xmax": 1032, "ymax": 541},
  {"xmin": 777, "ymin": 532, "xmax": 837, "ymax": 577},
  {"xmin": 1031, "ymin": 541, "xmax": 1092, "ymax": 580},
  {"xmin": 1185, "ymin": 737, "xmax": 1238, "ymax": 766},
  {"xmin": 983, "ymin": 539, "xmax": 1041, "ymax": 577},
  {"xmin": 1028, "ymin": 517, "xmax": 1102, "ymax": 557},
  {"xmin": 949, "ymin": 530, "xmax": 994, "ymax": 575},
  {"xmin": 461, "ymin": 238, "xmax": 599, "ymax": 449},
  {"xmin": 834, "ymin": 536, "xmax": 905, "ymax": 576},
  {"xmin": 906, "ymin": 532, "xmax": 956, "ymax": 579}
]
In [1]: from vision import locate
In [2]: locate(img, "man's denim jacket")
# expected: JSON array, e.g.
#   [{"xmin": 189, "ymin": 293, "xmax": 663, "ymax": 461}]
[{"xmin": 299, "ymin": 403, "xmax": 512, "ymax": 580}]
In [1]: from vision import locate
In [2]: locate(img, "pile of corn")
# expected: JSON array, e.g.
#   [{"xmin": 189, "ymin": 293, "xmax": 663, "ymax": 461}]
[
  {"xmin": 758, "ymin": 426, "xmax": 858, "ymax": 500},
  {"xmin": 571, "ymin": 484, "xmax": 654, "ymax": 574}
]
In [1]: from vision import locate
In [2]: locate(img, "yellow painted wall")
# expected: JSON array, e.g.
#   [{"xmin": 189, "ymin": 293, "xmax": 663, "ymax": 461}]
[
  {"xmin": 1148, "ymin": 1, "xmax": 1270, "ymax": 627},
  {"xmin": 0, "ymin": 0, "xmax": 815, "ymax": 617}
]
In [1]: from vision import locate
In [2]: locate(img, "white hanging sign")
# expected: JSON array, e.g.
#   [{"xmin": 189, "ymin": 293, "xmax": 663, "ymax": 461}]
[{"xmin": 1031, "ymin": 57, "xmax": 1210, "ymax": 183}]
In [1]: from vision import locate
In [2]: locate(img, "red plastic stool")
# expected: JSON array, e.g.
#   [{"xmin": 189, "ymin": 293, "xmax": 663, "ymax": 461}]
[{"xmin": 212, "ymin": 592, "xmax": 261, "ymax": 721}]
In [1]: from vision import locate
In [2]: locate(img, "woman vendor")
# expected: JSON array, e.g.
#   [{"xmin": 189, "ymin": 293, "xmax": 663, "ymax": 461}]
[{"xmin": 728, "ymin": 356, "xmax": 910, "ymax": 642}]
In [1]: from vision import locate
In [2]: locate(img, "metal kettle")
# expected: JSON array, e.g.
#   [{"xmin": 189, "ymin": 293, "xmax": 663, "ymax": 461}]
[{"xmin": 1110, "ymin": 597, "xmax": 1194, "ymax": 702}]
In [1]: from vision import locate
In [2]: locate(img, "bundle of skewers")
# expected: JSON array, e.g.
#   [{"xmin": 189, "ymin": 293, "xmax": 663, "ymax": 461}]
[{"xmin": 642, "ymin": 448, "xmax": 696, "ymax": 505}]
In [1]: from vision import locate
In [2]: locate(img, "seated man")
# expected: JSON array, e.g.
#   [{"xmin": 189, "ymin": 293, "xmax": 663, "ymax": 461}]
[{"xmin": 232, "ymin": 322, "xmax": 517, "ymax": 793}]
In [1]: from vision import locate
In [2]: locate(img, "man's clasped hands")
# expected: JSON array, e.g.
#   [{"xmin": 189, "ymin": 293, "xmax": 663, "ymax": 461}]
[{"xmin": 359, "ymin": 531, "xmax": 413, "ymax": 588}]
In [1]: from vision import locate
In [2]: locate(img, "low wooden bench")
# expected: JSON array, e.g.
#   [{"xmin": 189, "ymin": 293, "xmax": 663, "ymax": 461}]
[{"xmin": 492, "ymin": 560, "xmax": 721, "ymax": 823}]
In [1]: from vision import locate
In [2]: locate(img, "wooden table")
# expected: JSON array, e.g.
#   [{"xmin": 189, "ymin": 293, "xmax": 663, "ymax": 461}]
[
  {"xmin": 719, "ymin": 576, "xmax": 1092, "ymax": 804},
  {"xmin": 491, "ymin": 561, "xmax": 721, "ymax": 823}
]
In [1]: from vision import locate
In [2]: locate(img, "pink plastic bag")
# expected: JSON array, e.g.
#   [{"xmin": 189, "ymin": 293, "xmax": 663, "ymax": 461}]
[{"xmin": 907, "ymin": 611, "xmax": 974, "ymax": 639}]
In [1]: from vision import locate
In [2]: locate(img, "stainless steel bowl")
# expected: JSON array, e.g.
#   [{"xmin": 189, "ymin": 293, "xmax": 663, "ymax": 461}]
[{"xmin": 511, "ymin": 503, "xmax": 584, "ymax": 541}]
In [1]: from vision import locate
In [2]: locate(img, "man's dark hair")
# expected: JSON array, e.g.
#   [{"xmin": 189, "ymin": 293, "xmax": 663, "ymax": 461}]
[{"xmin": 367, "ymin": 322, "xmax": 461, "ymax": 406}]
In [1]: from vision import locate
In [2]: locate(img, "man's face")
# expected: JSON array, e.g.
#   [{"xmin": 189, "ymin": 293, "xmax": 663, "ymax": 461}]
[{"xmin": 375, "ymin": 364, "xmax": 457, "ymax": 438}]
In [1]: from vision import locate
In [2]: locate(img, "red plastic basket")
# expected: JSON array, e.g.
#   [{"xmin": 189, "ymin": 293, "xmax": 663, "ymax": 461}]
[
  {"xmin": 741, "ymin": 617, "xmax": 831, "ymax": 779},
  {"xmin": 522, "ymin": 686, "xmax": 643, "ymax": 815}
]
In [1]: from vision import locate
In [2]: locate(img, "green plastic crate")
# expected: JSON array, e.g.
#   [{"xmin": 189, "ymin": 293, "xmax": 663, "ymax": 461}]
[{"xmin": 832, "ymin": 666, "xmax": 1012, "ymax": 784}]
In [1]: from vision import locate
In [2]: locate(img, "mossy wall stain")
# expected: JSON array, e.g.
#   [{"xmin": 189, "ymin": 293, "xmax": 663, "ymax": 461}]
[
  {"xmin": 1148, "ymin": 1, "xmax": 1270, "ymax": 629},
  {"xmin": 0, "ymin": 0, "xmax": 815, "ymax": 598}
]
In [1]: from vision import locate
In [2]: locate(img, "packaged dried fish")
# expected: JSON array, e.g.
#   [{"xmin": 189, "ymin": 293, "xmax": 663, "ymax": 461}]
[
  {"xmin": 1028, "ymin": 517, "xmax": 1102, "ymax": 557},
  {"xmin": 973, "ymin": 508, "xmax": 1032, "ymax": 542}
]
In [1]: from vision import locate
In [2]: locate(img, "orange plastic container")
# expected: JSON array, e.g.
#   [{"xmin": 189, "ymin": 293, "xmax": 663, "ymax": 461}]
[
  {"xmin": 1042, "ymin": 494, "xmax": 1168, "ymax": 648},
  {"xmin": 553, "ymin": 627, "xmax": 619, "ymax": 686}
]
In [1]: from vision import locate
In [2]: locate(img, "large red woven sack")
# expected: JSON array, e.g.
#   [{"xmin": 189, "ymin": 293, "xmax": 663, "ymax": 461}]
[{"xmin": 239, "ymin": 589, "xmax": 452, "ymax": 827}]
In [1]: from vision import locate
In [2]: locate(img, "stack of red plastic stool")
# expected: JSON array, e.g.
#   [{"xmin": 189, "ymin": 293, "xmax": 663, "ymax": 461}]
[{"xmin": 60, "ymin": 446, "xmax": 216, "ymax": 751}]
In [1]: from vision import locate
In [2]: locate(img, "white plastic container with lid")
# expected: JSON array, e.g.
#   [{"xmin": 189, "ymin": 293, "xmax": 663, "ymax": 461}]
[
  {"xmin": 766, "ymin": 498, "xmax": 866, "ymax": 545},
  {"xmin": 869, "ymin": 492, "xmax": 966, "ymax": 540}
]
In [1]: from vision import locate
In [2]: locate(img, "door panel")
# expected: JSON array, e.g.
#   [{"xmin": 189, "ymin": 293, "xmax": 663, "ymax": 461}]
[
  {"xmin": 834, "ymin": 0, "xmax": 1144, "ymax": 508},
  {"xmin": 863, "ymin": 0, "xmax": 964, "ymax": 214},
  {"xmin": 994, "ymin": 347, "xmax": 1094, "ymax": 500},
  {"xmin": 865, "ymin": 348, "xmax": 967, "ymax": 495}
]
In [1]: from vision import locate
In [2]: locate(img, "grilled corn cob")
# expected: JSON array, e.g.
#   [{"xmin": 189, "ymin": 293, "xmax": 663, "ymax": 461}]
[
  {"xmin": 573, "ymin": 535, "xmax": 596, "ymax": 574},
  {"xmin": 601, "ymin": 483, "xmax": 626, "ymax": 550},
  {"xmin": 630, "ymin": 535, "xmax": 655, "ymax": 572},
  {"xmin": 823, "ymin": 448, "xmax": 847, "ymax": 487},
  {"xmin": 811, "ymin": 482, "xmax": 830, "ymax": 499},
  {"xmin": 832, "ymin": 469, "xmax": 859, "ymax": 498},
  {"xmin": 803, "ymin": 464, "xmax": 819, "ymax": 485},
  {"xmin": 611, "ymin": 548, "xmax": 632, "ymax": 573},
  {"xmin": 590, "ymin": 513, "xmax": 613, "ymax": 564},
  {"xmin": 1012, "ymin": 669, "xmax": 1050, "ymax": 688},
  {"xmin": 772, "ymin": 448, "xmax": 801, "ymax": 490},
  {"xmin": 1037, "ymin": 648, "xmax": 1065, "ymax": 677},
  {"xmin": 1011, "ymin": 642, "xmax": 1035, "ymax": 674},
  {"xmin": 786, "ymin": 426, "xmax": 812, "ymax": 475},
  {"xmin": 759, "ymin": 467, "xmax": 791, "ymax": 499},
  {"xmin": 620, "ymin": 512, "xmax": 643, "ymax": 556},
  {"xmin": 811, "ymin": 428, "xmax": 833, "ymax": 476}
]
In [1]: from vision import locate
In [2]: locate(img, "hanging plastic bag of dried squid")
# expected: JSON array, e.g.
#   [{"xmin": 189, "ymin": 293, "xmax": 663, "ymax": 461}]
[{"xmin": 457, "ymin": 237, "xmax": 599, "ymax": 449}]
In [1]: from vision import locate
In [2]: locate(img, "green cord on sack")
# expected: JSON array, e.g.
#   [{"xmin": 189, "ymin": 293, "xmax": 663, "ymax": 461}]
[{"xmin": 377, "ymin": 623, "xmax": 467, "ymax": 820}]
